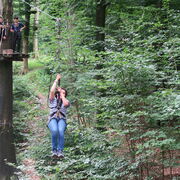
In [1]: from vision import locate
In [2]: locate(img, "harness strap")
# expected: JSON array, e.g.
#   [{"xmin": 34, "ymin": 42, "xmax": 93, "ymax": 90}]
[
  {"xmin": 50, "ymin": 111, "xmax": 65, "ymax": 118},
  {"xmin": 50, "ymin": 98, "xmax": 65, "ymax": 118}
]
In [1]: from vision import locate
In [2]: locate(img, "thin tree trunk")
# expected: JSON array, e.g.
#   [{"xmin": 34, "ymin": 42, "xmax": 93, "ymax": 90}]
[
  {"xmin": 66, "ymin": 10, "xmax": 75, "ymax": 65},
  {"xmin": 95, "ymin": 0, "xmax": 108, "ymax": 129},
  {"xmin": 95, "ymin": 0, "xmax": 107, "ymax": 52},
  {"xmin": 22, "ymin": 0, "xmax": 31, "ymax": 74},
  {"xmin": 0, "ymin": 0, "xmax": 13, "ymax": 53},
  {"xmin": 33, "ymin": 0, "xmax": 39, "ymax": 59},
  {"xmin": 162, "ymin": 150, "xmax": 165, "ymax": 180},
  {"xmin": 75, "ymin": 100, "xmax": 81, "ymax": 126}
]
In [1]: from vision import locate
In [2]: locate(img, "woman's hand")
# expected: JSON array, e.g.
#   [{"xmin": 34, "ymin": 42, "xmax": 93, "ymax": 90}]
[{"xmin": 56, "ymin": 74, "xmax": 61, "ymax": 81}]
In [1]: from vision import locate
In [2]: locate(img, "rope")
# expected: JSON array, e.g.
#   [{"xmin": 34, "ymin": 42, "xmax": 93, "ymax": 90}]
[
  {"xmin": 0, "ymin": 30, "xmax": 3, "ymax": 50},
  {"xmin": 47, "ymin": 18, "xmax": 62, "ymax": 105},
  {"xmin": 20, "ymin": 0, "xmax": 59, "ymax": 21},
  {"xmin": 0, "ymin": 24, "xmax": 5, "ymax": 50}
]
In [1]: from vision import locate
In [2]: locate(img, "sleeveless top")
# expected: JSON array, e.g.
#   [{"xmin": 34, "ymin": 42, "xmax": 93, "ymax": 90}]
[{"xmin": 48, "ymin": 97, "xmax": 70, "ymax": 123}]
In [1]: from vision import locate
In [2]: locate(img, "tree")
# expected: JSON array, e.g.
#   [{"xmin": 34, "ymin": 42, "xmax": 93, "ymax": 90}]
[
  {"xmin": 0, "ymin": 0, "xmax": 16, "ymax": 179},
  {"xmin": 95, "ymin": 0, "xmax": 109, "ymax": 129},
  {"xmin": 33, "ymin": 0, "xmax": 39, "ymax": 59},
  {"xmin": 95, "ymin": 0, "xmax": 107, "ymax": 52},
  {"xmin": 22, "ymin": 0, "xmax": 31, "ymax": 74}
]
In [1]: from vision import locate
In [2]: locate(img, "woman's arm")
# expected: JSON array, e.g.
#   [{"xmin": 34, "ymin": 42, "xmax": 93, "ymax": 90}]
[
  {"xmin": 10, "ymin": 24, "xmax": 14, "ymax": 32},
  {"xmin": 20, "ymin": 24, "xmax": 26, "ymax": 31},
  {"xmin": 60, "ymin": 93, "xmax": 70, "ymax": 107},
  {"xmin": 49, "ymin": 74, "xmax": 61, "ymax": 100}
]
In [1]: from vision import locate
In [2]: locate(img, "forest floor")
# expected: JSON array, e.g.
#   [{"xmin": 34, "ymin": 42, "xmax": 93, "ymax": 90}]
[
  {"xmin": 18, "ymin": 91, "xmax": 47, "ymax": 180},
  {"xmin": 14, "ymin": 61, "xmax": 180, "ymax": 180}
]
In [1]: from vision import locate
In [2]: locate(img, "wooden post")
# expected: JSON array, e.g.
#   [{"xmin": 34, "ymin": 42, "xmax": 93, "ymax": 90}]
[{"xmin": 0, "ymin": 0, "xmax": 16, "ymax": 179}]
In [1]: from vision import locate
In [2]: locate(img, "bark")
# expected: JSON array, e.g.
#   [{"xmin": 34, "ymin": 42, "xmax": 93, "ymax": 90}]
[
  {"xmin": 0, "ymin": 62, "xmax": 12, "ymax": 127},
  {"xmin": 95, "ymin": 0, "xmax": 107, "ymax": 52},
  {"xmin": 22, "ymin": 0, "xmax": 31, "ymax": 74},
  {"xmin": 0, "ymin": 0, "xmax": 13, "ymax": 53},
  {"xmin": 66, "ymin": 10, "xmax": 75, "ymax": 65},
  {"xmin": 0, "ymin": 0, "xmax": 16, "ymax": 179},
  {"xmin": 33, "ymin": 0, "xmax": 39, "ymax": 59},
  {"xmin": 0, "ymin": 0, "xmax": 3, "ymax": 16},
  {"xmin": 95, "ymin": 0, "xmax": 108, "ymax": 129}
]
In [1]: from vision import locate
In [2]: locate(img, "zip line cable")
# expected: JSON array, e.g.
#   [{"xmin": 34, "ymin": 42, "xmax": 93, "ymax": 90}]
[
  {"xmin": 20, "ymin": 0, "xmax": 71, "ymax": 30},
  {"xmin": 20, "ymin": 0, "xmax": 59, "ymax": 21},
  {"xmin": 20, "ymin": 0, "xmax": 63, "ymax": 63},
  {"xmin": 18, "ymin": 0, "xmax": 63, "ymax": 105}
]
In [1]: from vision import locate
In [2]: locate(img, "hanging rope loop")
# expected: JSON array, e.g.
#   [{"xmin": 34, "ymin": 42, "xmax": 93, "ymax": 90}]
[
  {"xmin": 47, "ymin": 17, "xmax": 62, "ymax": 105},
  {"xmin": 0, "ymin": 19, "xmax": 7, "ymax": 49}
]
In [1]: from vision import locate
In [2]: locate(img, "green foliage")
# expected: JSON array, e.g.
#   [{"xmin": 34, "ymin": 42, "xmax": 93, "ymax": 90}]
[
  {"xmin": 13, "ymin": 76, "xmax": 33, "ymax": 144},
  {"xmin": 30, "ymin": 123, "xmax": 122, "ymax": 179},
  {"xmin": 13, "ymin": 0, "xmax": 180, "ymax": 179}
]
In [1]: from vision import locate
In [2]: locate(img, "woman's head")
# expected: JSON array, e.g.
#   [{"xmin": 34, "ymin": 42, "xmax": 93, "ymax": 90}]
[
  {"xmin": 55, "ymin": 87, "xmax": 68, "ymax": 98},
  {"xmin": 13, "ymin": 16, "xmax": 19, "ymax": 23}
]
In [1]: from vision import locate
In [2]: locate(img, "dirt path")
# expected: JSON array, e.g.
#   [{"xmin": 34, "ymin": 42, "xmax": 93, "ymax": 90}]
[{"xmin": 19, "ymin": 93, "xmax": 48, "ymax": 180}]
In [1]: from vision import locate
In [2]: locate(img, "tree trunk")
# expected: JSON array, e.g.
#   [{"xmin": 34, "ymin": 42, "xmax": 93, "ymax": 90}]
[
  {"xmin": 33, "ymin": 0, "xmax": 39, "ymax": 59},
  {"xmin": 0, "ymin": 0, "xmax": 16, "ymax": 179},
  {"xmin": 95, "ymin": 0, "xmax": 106, "ymax": 52},
  {"xmin": 66, "ymin": 9, "xmax": 76, "ymax": 65},
  {"xmin": 0, "ymin": 0, "xmax": 13, "ymax": 53},
  {"xmin": 22, "ymin": 0, "xmax": 31, "ymax": 74},
  {"xmin": 95, "ymin": 0, "xmax": 108, "ymax": 130}
]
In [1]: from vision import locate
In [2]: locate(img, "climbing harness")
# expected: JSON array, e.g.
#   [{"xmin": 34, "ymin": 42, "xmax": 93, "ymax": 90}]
[{"xmin": 49, "ymin": 98, "xmax": 66, "ymax": 119}]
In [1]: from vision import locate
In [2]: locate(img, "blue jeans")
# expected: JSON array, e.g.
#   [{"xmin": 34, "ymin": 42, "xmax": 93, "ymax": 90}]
[{"xmin": 48, "ymin": 118, "xmax": 67, "ymax": 152}]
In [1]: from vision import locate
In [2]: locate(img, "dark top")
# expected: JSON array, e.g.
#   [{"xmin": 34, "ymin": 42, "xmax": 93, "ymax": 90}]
[{"xmin": 11, "ymin": 22, "xmax": 24, "ymax": 32}]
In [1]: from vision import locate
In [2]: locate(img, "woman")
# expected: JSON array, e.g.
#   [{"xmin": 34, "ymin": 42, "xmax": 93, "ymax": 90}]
[
  {"xmin": 48, "ymin": 74, "xmax": 70, "ymax": 158},
  {"xmin": 10, "ymin": 16, "xmax": 25, "ymax": 52}
]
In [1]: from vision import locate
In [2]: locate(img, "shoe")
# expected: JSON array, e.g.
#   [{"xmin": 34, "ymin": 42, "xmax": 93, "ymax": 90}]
[
  {"xmin": 51, "ymin": 150, "xmax": 57, "ymax": 158},
  {"xmin": 57, "ymin": 150, "xmax": 64, "ymax": 158}
]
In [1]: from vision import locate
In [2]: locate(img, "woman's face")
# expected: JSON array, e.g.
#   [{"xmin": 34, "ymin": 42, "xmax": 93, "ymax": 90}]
[
  {"xmin": 13, "ymin": 19, "xmax": 19, "ymax": 23},
  {"xmin": 57, "ymin": 87, "xmax": 66, "ymax": 97},
  {"xmin": 61, "ymin": 89, "xmax": 66, "ymax": 96}
]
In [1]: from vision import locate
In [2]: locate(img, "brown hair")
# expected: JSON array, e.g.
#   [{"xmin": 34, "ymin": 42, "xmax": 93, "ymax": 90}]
[
  {"xmin": 55, "ymin": 88, "xmax": 68, "ymax": 98},
  {"xmin": 61, "ymin": 88, "xmax": 68, "ymax": 97},
  {"xmin": 14, "ymin": 16, "xmax": 19, "ymax": 20}
]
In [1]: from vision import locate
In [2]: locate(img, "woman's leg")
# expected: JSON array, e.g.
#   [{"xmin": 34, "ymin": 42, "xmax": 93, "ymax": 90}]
[
  {"xmin": 48, "ymin": 118, "xmax": 58, "ymax": 151},
  {"xmin": 57, "ymin": 119, "xmax": 67, "ymax": 152}
]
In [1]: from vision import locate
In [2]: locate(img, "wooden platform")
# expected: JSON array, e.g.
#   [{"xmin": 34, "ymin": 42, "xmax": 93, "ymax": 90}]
[{"xmin": 0, "ymin": 53, "xmax": 29, "ymax": 61}]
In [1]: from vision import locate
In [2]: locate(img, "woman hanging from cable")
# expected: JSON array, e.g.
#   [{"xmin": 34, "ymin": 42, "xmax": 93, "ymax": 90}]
[{"xmin": 48, "ymin": 74, "xmax": 70, "ymax": 158}]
